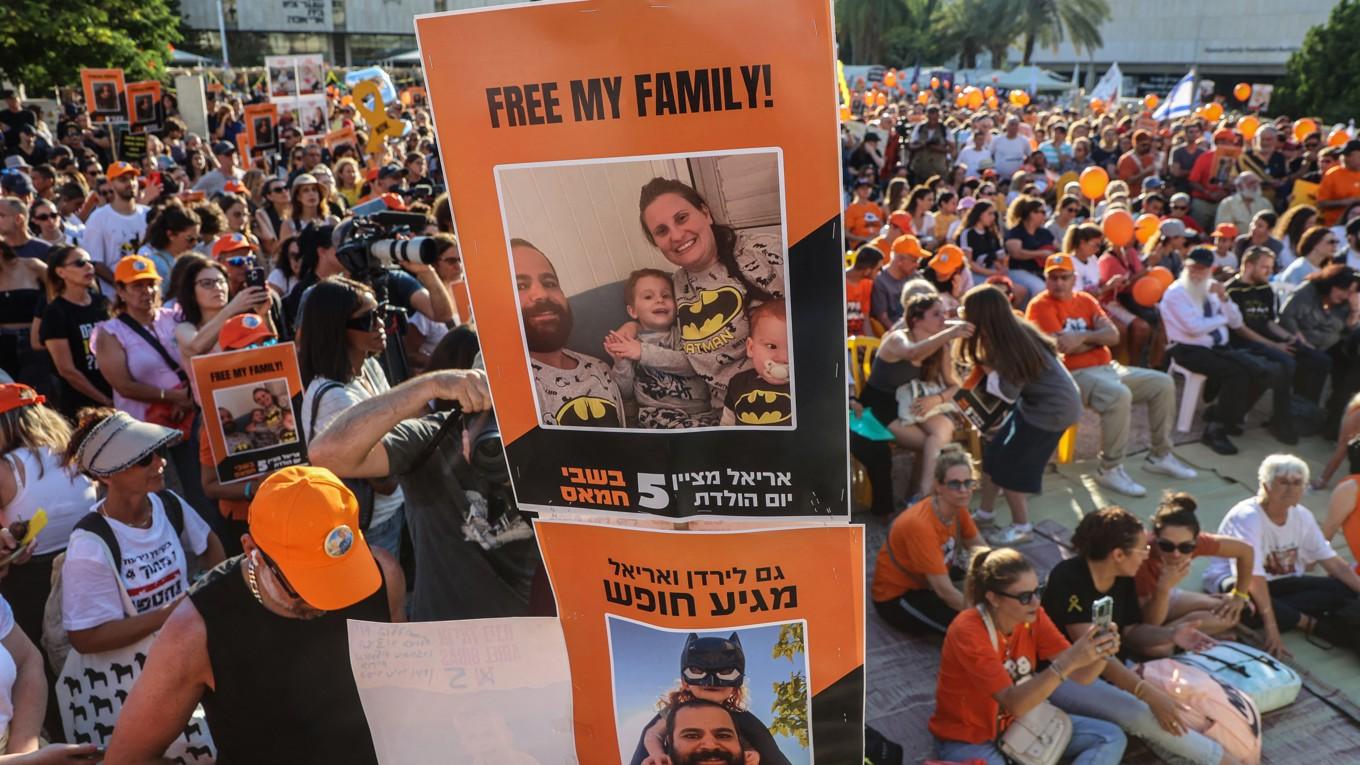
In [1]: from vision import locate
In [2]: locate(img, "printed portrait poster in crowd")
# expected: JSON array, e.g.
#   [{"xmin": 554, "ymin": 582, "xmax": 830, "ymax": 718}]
[
  {"xmin": 266, "ymin": 55, "xmax": 299, "ymax": 99},
  {"xmin": 81, "ymin": 68, "xmax": 126, "ymax": 121},
  {"xmin": 125, "ymin": 80, "xmax": 161, "ymax": 130},
  {"xmin": 415, "ymin": 0, "xmax": 848, "ymax": 520},
  {"xmin": 536, "ymin": 520, "xmax": 865, "ymax": 765},
  {"xmin": 189, "ymin": 339, "xmax": 307, "ymax": 484},
  {"xmin": 348, "ymin": 618, "xmax": 576, "ymax": 764},
  {"xmin": 244, "ymin": 102, "xmax": 278, "ymax": 150}
]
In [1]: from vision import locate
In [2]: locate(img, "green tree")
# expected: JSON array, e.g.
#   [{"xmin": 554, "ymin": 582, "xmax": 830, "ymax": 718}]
[
  {"xmin": 768, "ymin": 623, "xmax": 809, "ymax": 749},
  {"xmin": 837, "ymin": 0, "xmax": 911, "ymax": 64},
  {"xmin": 1014, "ymin": 0, "xmax": 1110, "ymax": 65},
  {"xmin": 1273, "ymin": 0, "xmax": 1360, "ymax": 123},
  {"xmin": 937, "ymin": 0, "xmax": 1020, "ymax": 68},
  {"xmin": 0, "ymin": 0, "xmax": 182, "ymax": 92}
]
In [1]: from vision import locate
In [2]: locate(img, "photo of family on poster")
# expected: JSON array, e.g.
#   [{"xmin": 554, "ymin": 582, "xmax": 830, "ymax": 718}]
[
  {"xmin": 609, "ymin": 617, "xmax": 810, "ymax": 765},
  {"xmin": 498, "ymin": 150, "xmax": 794, "ymax": 432},
  {"xmin": 211, "ymin": 379, "xmax": 297, "ymax": 455}
]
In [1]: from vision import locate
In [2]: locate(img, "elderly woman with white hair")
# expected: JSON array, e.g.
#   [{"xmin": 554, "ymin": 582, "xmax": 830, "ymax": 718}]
[{"xmin": 1204, "ymin": 453, "xmax": 1360, "ymax": 658}]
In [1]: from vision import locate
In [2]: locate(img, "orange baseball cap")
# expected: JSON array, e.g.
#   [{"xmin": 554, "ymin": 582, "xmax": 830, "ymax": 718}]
[
  {"xmin": 892, "ymin": 234, "xmax": 928, "ymax": 259},
  {"xmin": 1213, "ymin": 223, "xmax": 1239, "ymax": 239},
  {"xmin": 106, "ymin": 161, "xmax": 139, "ymax": 181},
  {"xmin": 223, "ymin": 179, "xmax": 248, "ymax": 194},
  {"xmin": 219, "ymin": 313, "xmax": 275, "ymax": 351},
  {"xmin": 114, "ymin": 255, "xmax": 160, "ymax": 283},
  {"xmin": 929, "ymin": 244, "xmax": 965, "ymax": 278},
  {"xmin": 0, "ymin": 384, "xmax": 44, "ymax": 416},
  {"xmin": 888, "ymin": 210, "xmax": 914, "ymax": 232},
  {"xmin": 1044, "ymin": 253, "xmax": 1076, "ymax": 274},
  {"xmin": 211, "ymin": 233, "xmax": 258, "ymax": 259},
  {"xmin": 249, "ymin": 466, "xmax": 381, "ymax": 611}
]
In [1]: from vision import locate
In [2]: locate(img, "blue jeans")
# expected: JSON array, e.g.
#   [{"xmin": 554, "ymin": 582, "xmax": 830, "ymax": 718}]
[
  {"xmin": 935, "ymin": 713, "xmax": 1126, "ymax": 765},
  {"xmin": 1050, "ymin": 677, "xmax": 1223, "ymax": 765},
  {"xmin": 364, "ymin": 504, "xmax": 405, "ymax": 559}
]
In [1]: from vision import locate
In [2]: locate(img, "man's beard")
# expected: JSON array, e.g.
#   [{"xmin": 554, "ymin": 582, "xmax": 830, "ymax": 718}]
[
  {"xmin": 677, "ymin": 748, "xmax": 743, "ymax": 765},
  {"xmin": 1179, "ymin": 272, "xmax": 1208, "ymax": 304},
  {"xmin": 523, "ymin": 301, "xmax": 573, "ymax": 353},
  {"xmin": 116, "ymin": 186, "xmax": 136, "ymax": 202}
]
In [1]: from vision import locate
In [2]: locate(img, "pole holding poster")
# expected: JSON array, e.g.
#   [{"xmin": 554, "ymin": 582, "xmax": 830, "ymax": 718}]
[
  {"xmin": 414, "ymin": 0, "xmax": 848, "ymax": 522},
  {"xmin": 536, "ymin": 520, "xmax": 865, "ymax": 765},
  {"xmin": 189, "ymin": 342, "xmax": 307, "ymax": 484}
]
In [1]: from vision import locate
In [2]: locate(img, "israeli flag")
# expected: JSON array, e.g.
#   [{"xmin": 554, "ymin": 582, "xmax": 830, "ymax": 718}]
[{"xmin": 1153, "ymin": 71, "xmax": 1196, "ymax": 120}]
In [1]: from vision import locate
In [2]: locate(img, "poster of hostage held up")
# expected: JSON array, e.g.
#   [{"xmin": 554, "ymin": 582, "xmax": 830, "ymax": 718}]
[
  {"xmin": 190, "ymin": 342, "xmax": 306, "ymax": 484},
  {"xmin": 536, "ymin": 520, "xmax": 865, "ymax": 765},
  {"xmin": 415, "ymin": 0, "xmax": 847, "ymax": 520}
]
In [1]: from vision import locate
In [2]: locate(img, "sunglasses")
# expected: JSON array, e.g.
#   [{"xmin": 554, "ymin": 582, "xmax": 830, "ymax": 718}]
[
  {"xmin": 258, "ymin": 549, "xmax": 304, "ymax": 601},
  {"xmin": 1155, "ymin": 539, "xmax": 1198, "ymax": 555},
  {"xmin": 268, "ymin": 186, "xmax": 287, "ymax": 193},
  {"xmin": 32, "ymin": 213, "xmax": 58, "ymax": 222},
  {"xmin": 1063, "ymin": 207, "xmax": 1080, "ymax": 214},
  {"xmin": 62, "ymin": 257, "xmax": 92, "ymax": 268},
  {"xmin": 346, "ymin": 309, "xmax": 383, "ymax": 332},
  {"xmin": 225, "ymin": 255, "xmax": 254, "ymax": 268},
  {"xmin": 996, "ymin": 585, "xmax": 1045, "ymax": 605},
  {"xmin": 136, "ymin": 446, "xmax": 169, "ymax": 468},
  {"xmin": 942, "ymin": 478, "xmax": 978, "ymax": 491},
  {"xmin": 1172, "ymin": 204, "xmax": 1189, "ymax": 211}
]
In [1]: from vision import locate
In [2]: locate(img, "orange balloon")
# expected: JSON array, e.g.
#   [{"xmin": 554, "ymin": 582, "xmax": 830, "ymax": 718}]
[
  {"xmin": 930, "ymin": 76, "xmax": 940, "ymax": 89},
  {"xmin": 875, "ymin": 91, "xmax": 887, "ymax": 107},
  {"xmin": 966, "ymin": 88, "xmax": 984, "ymax": 110},
  {"xmin": 1238, "ymin": 115, "xmax": 1260, "ymax": 140},
  {"xmin": 1132, "ymin": 275, "xmax": 1167, "ymax": 307},
  {"xmin": 1330, "ymin": 128, "xmax": 1351, "ymax": 147},
  {"xmin": 987, "ymin": 96, "xmax": 999, "ymax": 110},
  {"xmin": 1144, "ymin": 94, "xmax": 1159, "ymax": 110},
  {"xmin": 1234, "ymin": 82, "xmax": 1251, "ymax": 101},
  {"xmin": 884, "ymin": 70, "xmax": 897, "ymax": 88},
  {"xmin": 1090, "ymin": 97, "xmax": 1105, "ymax": 113},
  {"xmin": 1294, "ymin": 118, "xmax": 1319, "ymax": 141},
  {"xmin": 1017, "ymin": 91, "xmax": 1030, "ymax": 106},
  {"xmin": 1079, "ymin": 166, "xmax": 1109, "ymax": 200},
  {"xmin": 1134, "ymin": 214, "xmax": 1160, "ymax": 245},
  {"xmin": 839, "ymin": 105, "xmax": 852, "ymax": 122},
  {"xmin": 984, "ymin": 86, "xmax": 995, "ymax": 99},
  {"xmin": 919, "ymin": 91, "xmax": 931, "ymax": 105},
  {"xmin": 1202, "ymin": 102, "xmax": 1224, "ymax": 122},
  {"xmin": 1102, "ymin": 209, "xmax": 1135, "ymax": 246},
  {"xmin": 1149, "ymin": 266, "xmax": 1175, "ymax": 289}
]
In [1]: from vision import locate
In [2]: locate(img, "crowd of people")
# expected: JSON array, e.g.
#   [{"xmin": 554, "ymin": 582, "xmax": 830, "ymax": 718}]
[{"xmin": 850, "ymin": 89, "xmax": 1360, "ymax": 763}]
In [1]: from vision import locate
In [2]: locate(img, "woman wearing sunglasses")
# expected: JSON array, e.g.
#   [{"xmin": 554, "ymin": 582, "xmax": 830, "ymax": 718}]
[
  {"xmin": 1135, "ymin": 493, "xmax": 1255, "ymax": 641},
  {"xmin": 931, "ymin": 546, "xmax": 1124, "ymax": 765},
  {"xmin": 40, "ymin": 246, "xmax": 112, "ymax": 419},
  {"xmin": 872, "ymin": 444, "xmax": 988, "ymax": 635},
  {"xmin": 60, "ymin": 409, "xmax": 223, "ymax": 656},
  {"xmin": 297, "ymin": 277, "xmax": 405, "ymax": 558},
  {"xmin": 254, "ymin": 180, "xmax": 292, "ymax": 258},
  {"xmin": 1041, "ymin": 508, "xmax": 1238, "ymax": 765},
  {"xmin": 28, "ymin": 200, "xmax": 65, "ymax": 247},
  {"xmin": 138, "ymin": 202, "xmax": 201, "ymax": 298}
]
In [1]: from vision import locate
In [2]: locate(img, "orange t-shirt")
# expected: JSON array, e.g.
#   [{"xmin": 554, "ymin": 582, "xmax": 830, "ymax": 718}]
[
  {"xmin": 199, "ymin": 436, "xmax": 249, "ymax": 521},
  {"xmin": 1317, "ymin": 166, "xmax": 1360, "ymax": 225},
  {"xmin": 871, "ymin": 497, "xmax": 978, "ymax": 602},
  {"xmin": 846, "ymin": 277, "xmax": 874, "ymax": 336},
  {"xmin": 1025, "ymin": 290, "xmax": 1113, "ymax": 371},
  {"xmin": 1134, "ymin": 530, "xmax": 1223, "ymax": 599},
  {"xmin": 930, "ymin": 606, "xmax": 1071, "ymax": 744},
  {"xmin": 846, "ymin": 200, "xmax": 885, "ymax": 242}
]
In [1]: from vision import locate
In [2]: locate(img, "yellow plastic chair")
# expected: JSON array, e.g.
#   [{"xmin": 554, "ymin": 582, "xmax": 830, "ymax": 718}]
[
  {"xmin": 1055, "ymin": 423, "xmax": 1079, "ymax": 464},
  {"xmin": 846, "ymin": 335, "xmax": 880, "ymax": 397}
]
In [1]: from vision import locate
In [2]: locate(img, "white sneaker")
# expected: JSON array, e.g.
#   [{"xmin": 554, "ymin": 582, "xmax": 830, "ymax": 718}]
[
  {"xmin": 1096, "ymin": 465, "xmax": 1147, "ymax": 497},
  {"xmin": 1145, "ymin": 452, "xmax": 1198, "ymax": 480},
  {"xmin": 986, "ymin": 524, "xmax": 1032, "ymax": 546},
  {"xmin": 973, "ymin": 509, "xmax": 997, "ymax": 527}
]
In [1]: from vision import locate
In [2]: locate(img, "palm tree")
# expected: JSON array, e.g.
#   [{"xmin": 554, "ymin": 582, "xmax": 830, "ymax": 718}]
[
  {"xmin": 1014, "ymin": 0, "xmax": 1110, "ymax": 65},
  {"xmin": 837, "ymin": 0, "xmax": 910, "ymax": 63},
  {"xmin": 938, "ymin": 0, "xmax": 1020, "ymax": 68}
]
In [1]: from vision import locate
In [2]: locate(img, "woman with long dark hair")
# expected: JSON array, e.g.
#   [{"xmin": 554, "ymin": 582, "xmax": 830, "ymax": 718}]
[
  {"xmin": 172, "ymin": 254, "xmax": 270, "ymax": 358},
  {"xmin": 1274, "ymin": 203, "xmax": 1318, "ymax": 270},
  {"xmin": 280, "ymin": 174, "xmax": 337, "ymax": 242},
  {"xmin": 40, "ymin": 246, "xmax": 112, "ymax": 418},
  {"xmin": 266, "ymin": 236, "xmax": 302, "ymax": 297},
  {"xmin": 1003, "ymin": 195, "xmax": 1056, "ymax": 307},
  {"xmin": 254, "ymin": 178, "xmax": 292, "ymax": 257},
  {"xmin": 962, "ymin": 199, "xmax": 1008, "ymax": 282},
  {"xmin": 961, "ymin": 285, "xmax": 1081, "ymax": 545},
  {"xmin": 637, "ymin": 177, "xmax": 784, "ymax": 408},
  {"xmin": 138, "ymin": 203, "xmax": 201, "ymax": 295}
]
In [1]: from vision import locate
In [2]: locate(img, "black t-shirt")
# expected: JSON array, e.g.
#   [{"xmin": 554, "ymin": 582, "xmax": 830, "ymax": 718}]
[
  {"xmin": 962, "ymin": 227, "xmax": 1004, "ymax": 269},
  {"xmin": 1040, "ymin": 556, "xmax": 1142, "ymax": 661},
  {"xmin": 1171, "ymin": 146, "xmax": 1207, "ymax": 192},
  {"xmin": 723, "ymin": 368, "xmax": 791, "ymax": 426},
  {"xmin": 1004, "ymin": 224, "xmax": 1056, "ymax": 275},
  {"xmin": 40, "ymin": 293, "xmax": 112, "ymax": 412},
  {"xmin": 0, "ymin": 109, "xmax": 35, "ymax": 152},
  {"xmin": 1225, "ymin": 277, "xmax": 1276, "ymax": 337}
]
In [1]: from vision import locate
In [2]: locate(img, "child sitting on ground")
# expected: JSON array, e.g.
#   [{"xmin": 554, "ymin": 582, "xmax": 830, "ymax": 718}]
[
  {"xmin": 721, "ymin": 299, "xmax": 790, "ymax": 426},
  {"xmin": 604, "ymin": 268, "xmax": 715, "ymax": 428}
]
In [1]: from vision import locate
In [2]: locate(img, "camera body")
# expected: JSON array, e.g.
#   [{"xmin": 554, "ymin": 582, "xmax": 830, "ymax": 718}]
[{"xmin": 334, "ymin": 210, "xmax": 439, "ymax": 277}]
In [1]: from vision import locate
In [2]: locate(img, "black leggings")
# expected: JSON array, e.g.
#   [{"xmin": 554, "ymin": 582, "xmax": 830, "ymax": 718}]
[
  {"xmin": 1229, "ymin": 575, "xmax": 1357, "ymax": 633},
  {"xmin": 873, "ymin": 589, "xmax": 958, "ymax": 635}
]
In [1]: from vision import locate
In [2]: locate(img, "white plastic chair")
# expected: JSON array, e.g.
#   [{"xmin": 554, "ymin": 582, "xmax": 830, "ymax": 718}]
[{"xmin": 1167, "ymin": 358, "xmax": 1208, "ymax": 433}]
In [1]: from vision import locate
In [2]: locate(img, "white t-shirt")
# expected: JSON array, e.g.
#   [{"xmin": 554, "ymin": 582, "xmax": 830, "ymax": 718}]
[
  {"xmin": 991, "ymin": 134, "xmax": 1032, "ymax": 178},
  {"xmin": 1204, "ymin": 498, "xmax": 1337, "ymax": 588},
  {"xmin": 957, "ymin": 145, "xmax": 994, "ymax": 176},
  {"xmin": 409, "ymin": 313, "xmax": 450, "ymax": 360},
  {"xmin": 0, "ymin": 598, "xmax": 16, "ymax": 733},
  {"xmin": 82, "ymin": 204, "xmax": 149, "ymax": 298},
  {"xmin": 1073, "ymin": 255, "xmax": 1102, "ymax": 295},
  {"xmin": 301, "ymin": 358, "xmax": 404, "ymax": 528},
  {"xmin": 61, "ymin": 492, "xmax": 211, "ymax": 631}
]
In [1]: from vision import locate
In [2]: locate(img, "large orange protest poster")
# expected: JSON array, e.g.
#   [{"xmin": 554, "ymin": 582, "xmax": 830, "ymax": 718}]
[
  {"xmin": 536, "ymin": 520, "xmax": 864, "ymax": 764},
  {"xmin": 125, "ymin": 81, "xmax": 161, "ymax": 129},
  {"xmin": 81, "ymin": 69, "xmax": 126, "ymax": 121},
  {"xmin": 189, "ymin": 343, "xmax": 306, "ymax": 484},
  {"xmin": 415, "ymin": 0, "xmax": 847, "ymax": 520}
]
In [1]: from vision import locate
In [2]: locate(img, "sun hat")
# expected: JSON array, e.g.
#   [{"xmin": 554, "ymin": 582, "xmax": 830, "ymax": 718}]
[{"xmin": 76, "ymin": 411, "xmax": 181, "ymax": 478}]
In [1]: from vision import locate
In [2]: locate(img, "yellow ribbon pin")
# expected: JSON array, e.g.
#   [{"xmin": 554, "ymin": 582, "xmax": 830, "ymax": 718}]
[{"xmin": 1067, "ymin": 595, "xmax": 1082, "ymax": 613}]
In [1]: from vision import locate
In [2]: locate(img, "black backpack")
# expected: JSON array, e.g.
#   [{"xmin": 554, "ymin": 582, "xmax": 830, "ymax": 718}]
[{"xmin": 71, "ymin": 489, "xmax": 187, "ymax": 568}]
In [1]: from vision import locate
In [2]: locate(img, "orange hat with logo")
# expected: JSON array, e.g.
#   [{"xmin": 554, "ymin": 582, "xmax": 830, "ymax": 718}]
[
  {"xmin": 249, "ymin": 466, "xmax": 381, "ymax": 611},
  {"xmin": 1213, "ymin": 223, "xmax": 1239, "ymax": 239},
  {"xmin": 223, "ymin": 179, "xmax": 248, "ymax": 195},
  {"xmin": 892, "ymin": 234, "xmax": 928, "ymax": 259},
  {"xmin": 219, "ymin": 314, "xmax": 275, "ymax": 351},
  {"xmin": 0, "ymin": 384, "xmax": 45, "ymax": 416},
  {"xmin": 888, "ymin": 210, "xmax": 914, "ymax": 233},
  {"xmin": 1044, "ymin": 253, "xmax": 1076, "ymax": 274},
  {"xmin": 211, "ymin": 233, "xmax": 258, "ymax": 259},
  {"xmin": 106, "ymin": 161, "xmax": 139, "ymax": 181},
  {"xmin": 929, "ymin": 244, "xmax": 965, "ymax": 278},
  {"xmin": 114, "ymin": 255, "xmax": 160, "ymax": 284}
]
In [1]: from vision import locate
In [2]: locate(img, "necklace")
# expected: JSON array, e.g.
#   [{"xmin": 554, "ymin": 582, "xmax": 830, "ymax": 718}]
[{"xmin": 245, "ymin": 557, "xmax": 266, "ymax": 607}]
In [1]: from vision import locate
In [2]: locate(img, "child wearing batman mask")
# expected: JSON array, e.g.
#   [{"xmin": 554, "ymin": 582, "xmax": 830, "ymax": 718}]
[
  {"xmin": 630, "ymin": 632, "xmax": 791, "ymax": 765},
  {"xmin": 719, "ymin": 300, "xmax": 791, "ymax": 427}
]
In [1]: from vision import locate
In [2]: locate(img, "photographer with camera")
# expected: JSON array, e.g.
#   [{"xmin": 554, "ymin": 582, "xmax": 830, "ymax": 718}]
[{"xmin": 308, "ymin": 329, "xmax": 540, "ymax": 622}]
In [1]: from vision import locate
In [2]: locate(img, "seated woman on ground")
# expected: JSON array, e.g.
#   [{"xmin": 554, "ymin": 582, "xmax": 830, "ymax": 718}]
[{"xmin": 1135, "ymin": 493, "xmax": 1255, "ymax": 638}]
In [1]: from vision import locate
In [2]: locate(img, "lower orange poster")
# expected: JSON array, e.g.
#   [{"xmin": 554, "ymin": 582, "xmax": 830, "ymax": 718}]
[{"xmin": 536, "ymin": 520, "xmax": 864, "ymax": 765}]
